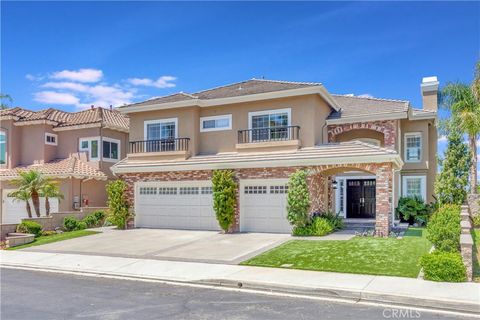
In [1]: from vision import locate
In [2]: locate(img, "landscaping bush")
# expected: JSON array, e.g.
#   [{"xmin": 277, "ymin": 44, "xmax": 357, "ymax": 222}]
[
  {"xmin": 212, "ymin": 170, "xmax": 237, "ymax": 232},
  {"xmin": 420, "ymin": 251, "xmax": 466, "ymax": 282},
  {"xmin": 292, "ymin": 217, "xmax": 335, "ymax": 236},
  {"xmin": 395, "ymin": 196, "xmax": 434, "ymax": 226},
  {"xmin": 16, "ymin": 221, "xmax": 42, "ymax": 237},
  {"xmin": 287, "ymin": 170, "xmax": 311, "ymax": 228},
  {"xmin": 426, "ymin": 204, "xmax": 461, "ymax": 252},
  {"xmin": 313, "ymin": 210, "xmax": 344, "ymax": 230},
  {"xmin": 106, "ymin": 180, "xmax": 132, "ymax": 230},
  {"xmin": 41, "ymin": 230, "xmax": 57, "ymax": 237},
  {"xmin": 82, "ymin": 210, "xmax": 106, "ymax": 228},
  {"xmin": 63, "ymin": 216, "xmax": 87, "ymax": 231}
]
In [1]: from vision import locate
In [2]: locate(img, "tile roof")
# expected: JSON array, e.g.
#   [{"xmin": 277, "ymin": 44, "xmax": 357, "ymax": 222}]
[
  {"xmin": 0, "ymin": 107, "xmax": 129, "ymax": 131},
  {"xmin": 124, "ymin": 79, "xmax": 322, "ymax": 107},
  {"xmin": 328, "ymin": 95, "xmax": 409, "ymax": 120},
  {"xmin": 0, "ymin": 155, "xmax": 108, "ymax": 181}
]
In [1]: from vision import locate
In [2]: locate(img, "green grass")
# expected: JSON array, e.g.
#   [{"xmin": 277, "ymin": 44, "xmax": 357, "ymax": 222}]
[
  {"xmin": 241, "ymin": 228, "xmax": 431, "ymax": 278},
  {"xmin": 7, "ymin": 230, "xmax": 99, "ymax": 250},
  {"xmin": 472, "ymin": 229, "xmax": 480, "ymax": 282}
]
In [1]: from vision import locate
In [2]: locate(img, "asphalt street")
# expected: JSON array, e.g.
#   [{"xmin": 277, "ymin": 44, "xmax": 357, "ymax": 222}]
[{"xmin": 0, "ymin": 268, "xmax": 471, "ymax": 320}]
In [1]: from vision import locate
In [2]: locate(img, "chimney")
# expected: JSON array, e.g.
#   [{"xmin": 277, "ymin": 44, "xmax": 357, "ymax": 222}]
[
  {"xmin": 421, "ymin": 76, "xmax": 439, "ymax": 111},
  {"xmin": 109, "ymin": 105, "xmax": 113, "ymax": 110},
  {"xmin": 91, "ymin": 105, "xmax": 94, "ymax": 110}
]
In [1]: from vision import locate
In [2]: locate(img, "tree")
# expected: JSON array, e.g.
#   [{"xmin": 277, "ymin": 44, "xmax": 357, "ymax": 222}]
[
  {"xmin": 287, "ymin": 170, "xmax": 311, "ymax": 228},
  {"xmin": 10, "ymin": 170, "xmax": 46, "ymax": 217},
  {"xmin": 435, "ymin": 130, "xmax": 471, "ymax": 205},
  {"xmin": 0, "ymin": 94, "xmax": 12, "ymax": 109},
  {"xmin": 442, "ymin": 65, "xmax": 480, "ymax": 193},
  {"xmin": 106, "ymin": 180, "xmax": 131, "ymax": 229},
  {"xmin": 7, "ymin": 189, "xmax": 33, "ymax": 218},
  {"xmin": 212, "ymin": 170, "xmax": 237, "ymax": 232},
  {"xmin": 40, "ymin": 180, "xmax": 64, "ymax": 216}
]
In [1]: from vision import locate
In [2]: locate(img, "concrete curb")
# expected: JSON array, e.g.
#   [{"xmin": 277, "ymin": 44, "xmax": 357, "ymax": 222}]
[{"xmin": 2, "ymin": 262, "xmax": 479, "ymax": 315}]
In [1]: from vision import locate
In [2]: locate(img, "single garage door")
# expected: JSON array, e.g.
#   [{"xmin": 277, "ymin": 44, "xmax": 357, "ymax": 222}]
[
  {"xmin": 2, "ymin": 189, "xmax": 59, "ymax": 224},
  {"xmin": 135, "ymin": 181, "xmax": 220, "ymax": 231},
  {"xmin": 240, "ymin": 179, "xmax": 292, "ymax": 233}
]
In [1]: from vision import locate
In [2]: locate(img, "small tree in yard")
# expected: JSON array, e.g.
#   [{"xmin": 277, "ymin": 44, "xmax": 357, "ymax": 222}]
[
  {"xmin": 212, "ymin": 170, "xmax": 237, "ymax": 232},
  {"xmin": 287, "ymin": 170, "xmax": 311, "ymax": 228},
  {"xmin": 435, "ymin": 129, "xmax": 471, "ymax": 205},
  {"xmin": 106, "ymin": 180, "xmax": 131, "ymax": 230}
]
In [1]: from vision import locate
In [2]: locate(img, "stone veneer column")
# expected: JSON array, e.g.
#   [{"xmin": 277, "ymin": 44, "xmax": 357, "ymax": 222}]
[{"xmin": 375, "ymin": 163, "xmax": 393, "ymax": 237}]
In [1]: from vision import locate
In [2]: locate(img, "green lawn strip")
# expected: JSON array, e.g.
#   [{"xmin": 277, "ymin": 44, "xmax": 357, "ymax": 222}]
[
  {"xmin": 241, "ymin": 228, "xmax": 431, "ymax": 278},
  {"xmin": 7, "ymin": 230, "xmax": 99, "ymax": 250},
  {"xmin": 472, "ymin": 229, "xmax": 480, "ymax": 282}
]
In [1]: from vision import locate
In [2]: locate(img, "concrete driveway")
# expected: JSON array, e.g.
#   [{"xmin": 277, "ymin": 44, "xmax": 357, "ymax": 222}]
[{"xmin": 22, "ymin": 228, "xmax": 290, "ymax": 264}]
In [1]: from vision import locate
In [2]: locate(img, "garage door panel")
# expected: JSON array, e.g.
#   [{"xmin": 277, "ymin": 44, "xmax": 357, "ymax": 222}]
[{"xmin": 135, "ymin": 182, "xmax": 219, "ymax": 231}]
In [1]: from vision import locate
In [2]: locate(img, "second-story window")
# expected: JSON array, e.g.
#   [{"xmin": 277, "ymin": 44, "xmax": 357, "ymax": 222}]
[
  {"xmin": 405, "ymin": 132, "xmax": 422, "ymax": 162},
  {"xmin": 79, "ymin": 137, "xmax": 100, "ymax": 161},
  {"xmin": 144, "ymin": 118, "xmax": 177, "ymax": 152},
  {"xmin": 200, "ymin": 114, "xmax": 232, "ymax": 132},
  {"xmin": 249, "ymin": 108, "xmax": 291, "ymax": 141},
  {"xmin": 0, "ymin": 131, "xmax": 5, "ymax": 165},
  {"xmin": 45, "ymin": 133, "xmax": 58, "ymax": 146},
  {"xmin": 102, "ymin": 138, "xmax": 120, "ymax": 161}
]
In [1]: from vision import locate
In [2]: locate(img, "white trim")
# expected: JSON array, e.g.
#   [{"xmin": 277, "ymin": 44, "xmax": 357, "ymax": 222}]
[
  {"xmin": 353, "ymin": 138, "xmax": 380, "ymax": 146},
  {"xmin": 102, "ymin": 137, "xmax": 121, "ymax": 162},
  {"xmin": 144, "ymin": 118, "xmax": 178, "ymax": 140},
  {"xmin": 248, "ymin": 108, "xmax": 292, "ymax": 130},
  {"xmin": 79, "ymin": 136, "xmax": 101, "ymax": 161},
  {"xmin": 45, "ymin": 132, "xmax": 58, "ymax": 146},
  {"xmin": 325, "ymin": 111, "xmax": 408, "ymax": 125},
  {"xmin": 402, "ymin": 175, "xmax": 427, "ymax": 201},
  {"xmin": 404, "ymin": 132, "xmax": 422, "ymax": 163},
  {"xmin": 200, "ymin": 114, "xmax": 232, "ymax": 132},
  {"xmin": 118, "ymin": 86, "xmax": 341, "ymax": 114}
]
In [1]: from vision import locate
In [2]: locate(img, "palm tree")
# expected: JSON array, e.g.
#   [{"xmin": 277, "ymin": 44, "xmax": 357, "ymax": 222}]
[
  {"xmin": 442, "ymin": 81, "xmax": 480, "ymax": 193},
  {"xmin": 40, "ymin": 181, "xmax": 63, "ymax": 216},
  {"xmin": 7, "ymin": 189, "xmax": 33, "ymax": 218},
  {"xmin": 10, "ymin": 170, "xmax": 47, "ymax": 217}
]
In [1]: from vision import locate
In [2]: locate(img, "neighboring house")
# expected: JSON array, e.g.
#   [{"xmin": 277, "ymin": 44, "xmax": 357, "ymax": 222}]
[
  {"xmin": 0, "ymin": 106, "xmax": 129, "ymax": 223},
  {"xmin": 112, "ymin": 77, "xmax": 438, "ymax": 235}
]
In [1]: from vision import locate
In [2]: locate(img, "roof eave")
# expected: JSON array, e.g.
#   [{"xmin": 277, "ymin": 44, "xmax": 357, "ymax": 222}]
[{"xmin": 326, "ymin": 111, "xmax": 408, "ymax": 125}]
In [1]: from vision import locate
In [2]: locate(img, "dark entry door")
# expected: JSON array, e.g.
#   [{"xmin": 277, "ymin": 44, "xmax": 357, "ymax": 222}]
[{"xmin": 346, "ymin": 179, "xmax": 376, "ymax": 218}]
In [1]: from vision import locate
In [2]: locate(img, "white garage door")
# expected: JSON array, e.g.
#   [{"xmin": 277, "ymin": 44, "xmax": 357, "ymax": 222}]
[
  {"xmin": 240, "ymin": 179, "xmax": 292, "ymax": 233},
  {"xmin": 2, "ymin": 189, "xmax": 59, "ymax": 224},
  {"xmin": 135, "ymin": 181, "xmax": 220, "ymax": 231}
]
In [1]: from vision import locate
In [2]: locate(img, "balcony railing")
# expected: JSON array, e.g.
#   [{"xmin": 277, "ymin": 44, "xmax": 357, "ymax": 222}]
[
  {"xmin": 129, "ymin": 138, "xmax": 190, "ymax": 153},
  {"xmin": 238, "ymin": 126, "xmax": 300, "ymax": 144}
]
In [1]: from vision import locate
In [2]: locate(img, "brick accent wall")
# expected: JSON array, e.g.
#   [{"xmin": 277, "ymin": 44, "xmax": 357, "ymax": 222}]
[
  {"xmin": 327, "ymin": 120, "xmax": 397, "ymax": 149},
  {"xmin": 120, "ymin": 162, "xmax": 394, "ymax": 236}
]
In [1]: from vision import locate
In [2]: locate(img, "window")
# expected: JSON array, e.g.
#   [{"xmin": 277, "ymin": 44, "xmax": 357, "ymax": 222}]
[
  {"xmin": 249, "ymin": 108, "xmax": 291, "ymax": 141},
  {"xmin": 158, "ymin": 187, "xmax": 177, "ymax": 195},
  {"xmin": 200, "ymin": 115, "xmax": 232, "ymax": 132},
  {"xmin": 79, "ymin": 138, "xmax": 100, "ymax": 161},
  {"xmin": 405, "ymin": 133, "xmax": 422, "ymax": 162},
  {"xmin": 0, "ymin": 132, "xmax": 5, "ymax": 165},
  {"xmin": 201, "ymin": 186, "xmax": 213, "ymax": 194},
  {"xmin": 270, "ymin": 185, "xmax": 288, "ymax": 194},
  {"xmin": 402, "ymin": 176, "xmax": 426, "ymax": 200},
  {"xmin": 179, "ymin": 187, "xmax": 199, "ymax": 195},
  {"xmin": 45, "ymin": 133, "xmax": 58, "ymax": 146},
  {"xmin": 102, "ymin": 138, "xmax": 120, "ymax": 161},
  {"xmin": 144, "ymin": 118, "xmax": 177, "ymax": 152},
  {"xmin": 244, "ymin": 186, "xmax": 267, "ymax": 194},
  {"xmin": 139, "ymin": 187, "xmax": 157, "ymax": 195}
]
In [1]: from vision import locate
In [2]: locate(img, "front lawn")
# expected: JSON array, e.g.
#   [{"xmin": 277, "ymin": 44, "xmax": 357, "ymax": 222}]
[
  {"xmin": 473, "ymin": 229, "xmax": 480, "ymax": 282},
  {"xmin": 7, "ymin": 230, "xmax": 99, "ymax": 250},
  {"xmin": 241, "ymin": 228, "xmax": 431, "ymax": 278}
]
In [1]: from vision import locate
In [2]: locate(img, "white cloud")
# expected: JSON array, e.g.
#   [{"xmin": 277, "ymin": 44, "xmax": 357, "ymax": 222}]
[
  {"xmin": 127, "ymin": 76, "xmax": 176, "ymax": 88},
  {"xmin": 358, "ymin": 93, "xmax": 374, "ymax": 98},
  {"xmin": 42, "ymin": 82, "xmax": 89, "ymax": 92},
  {"xmin": 25, "ymin": 73, "xmax": 45, "ymax": 81},
  {"xmin": 34, "ymin": 91, "xmax": 80, "ymax": 105},
  {"xmin": 51, "ymin": 68, "xmax": 103, "ymax": 83}
]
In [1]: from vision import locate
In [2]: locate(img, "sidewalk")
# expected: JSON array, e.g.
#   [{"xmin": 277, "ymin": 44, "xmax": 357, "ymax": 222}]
[{"xmin": 1, "ymin": 250, "xmax": 479, "ymax": 314}]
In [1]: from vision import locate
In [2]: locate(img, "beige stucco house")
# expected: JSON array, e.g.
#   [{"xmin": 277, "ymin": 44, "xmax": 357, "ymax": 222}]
[
  {"xmin": 0, "ymin": 106, "xmax": 129, "ymax": 223},
  {"xmin": 112, "ymin": 77, "xmax": 438, "ymax": 236}
]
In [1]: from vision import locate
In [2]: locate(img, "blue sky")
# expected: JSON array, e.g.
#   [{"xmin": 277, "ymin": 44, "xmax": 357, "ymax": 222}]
[{"xmin": 1, "ymin": 1, "xmax": 479, "ymax": 175}]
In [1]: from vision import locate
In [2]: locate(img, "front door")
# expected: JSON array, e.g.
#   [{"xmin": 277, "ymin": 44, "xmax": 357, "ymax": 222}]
[{"xmin": 346, "ymin": 179, "xmax": 376, "ymax": 218}]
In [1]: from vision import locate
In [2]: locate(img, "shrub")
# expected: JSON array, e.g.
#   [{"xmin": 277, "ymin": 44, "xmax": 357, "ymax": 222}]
[
  {"xmin": 292, "ymin": 217, "xmax": 334, "ymax": 236},
  {"xmin": 41, "ymin": 230, "xmax": 57, "ymax": 237},
  {"xmin": 16, "ymin": 221, "xmax": 42, "ymax": 237},
  {"xmin": 212, "ymin": 170, "xmax": 237, "ymax": 232},
  {"xmin": 287, "ymin": 170, "xmax": 311, "ymax": 228},
  {"xmin": 427, "ymin": 205, "xmax": 461, "ymax": 252},
  {"xmin": 63, "ymin": 216, "xmax": 87, "ymax": 231},
  {"xmin": 395, "ymin": 196, "xmax": 433, "ymax": 226},
  {"xmin": 420, "ymin": 251, "xmax": 466, "ymax": 282},
  {"xmin": 472, "ymin": 215, "xmax": 480, "ymax": 228},
  {"xmin": 82, "ymin": 210, "xmax": 106, "ymax": 228},
  {"xmin": 106, "ymin": 180, "xmax": 132, "ymax": 230},
  {"xmin": 313, "ymin": 210, "xmax": 344, "ymax": 230}
]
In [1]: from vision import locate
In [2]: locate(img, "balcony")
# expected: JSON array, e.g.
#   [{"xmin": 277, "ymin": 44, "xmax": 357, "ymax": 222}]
[
  {"xmin": 236, "ymin": 126, "xmax": 301, "ymax": 152},
  {"xmin": 128, "ymin": 138, "xmax": 190, "ymax": 160}
]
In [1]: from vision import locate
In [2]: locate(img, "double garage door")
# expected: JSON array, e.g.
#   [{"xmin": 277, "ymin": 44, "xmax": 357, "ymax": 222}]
[{"xmin": 135, "ymin": 179, "xmax": 291, "ymax": 233}]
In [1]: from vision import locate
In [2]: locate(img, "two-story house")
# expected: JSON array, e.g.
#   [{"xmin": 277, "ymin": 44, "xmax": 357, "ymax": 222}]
[
  {"xmin": 0, "ymin": 106, "xmax": 129, "ymax": 223},
  {"xmin": 112, "ymin": 78, "xmax": 438, "ymax": 236}
]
